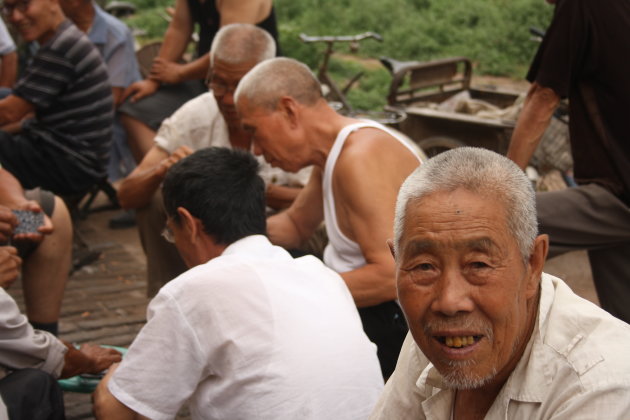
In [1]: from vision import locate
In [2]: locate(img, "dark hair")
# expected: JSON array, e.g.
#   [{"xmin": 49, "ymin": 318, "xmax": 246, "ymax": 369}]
[{"xmin": 162, "ymin": 147, "xmax": 266, "ymax": 245}]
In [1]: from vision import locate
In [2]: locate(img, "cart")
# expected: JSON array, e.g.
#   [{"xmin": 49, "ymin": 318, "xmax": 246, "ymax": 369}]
[{"xmin": 385, "ymin": 57, "xmax": 521, "ymax": 156}]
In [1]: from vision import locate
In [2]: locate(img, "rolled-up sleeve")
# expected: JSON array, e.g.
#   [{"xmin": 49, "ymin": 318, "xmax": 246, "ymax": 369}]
[{"xmin": 0, "ymin": 289, "xmax": 66, "ymax": 378}]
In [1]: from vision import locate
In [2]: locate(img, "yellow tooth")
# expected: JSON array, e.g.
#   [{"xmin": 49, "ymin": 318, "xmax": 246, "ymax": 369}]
[
  {"xmin": 445, "ymin": 337, "xmax": 453, "ymax": 347},
  {"xmin": 453, "ymin": 337, "xmax": 462, "ymax": 347},
  {"xmin": 467, "ymin": 336, "xmax": 474, "ymax": 345}
]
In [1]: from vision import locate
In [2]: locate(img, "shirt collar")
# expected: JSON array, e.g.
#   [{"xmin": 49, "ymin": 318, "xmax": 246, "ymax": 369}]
[{"xmin": 88, "ymin": 3, "xmax": 108, "ymax": 45}]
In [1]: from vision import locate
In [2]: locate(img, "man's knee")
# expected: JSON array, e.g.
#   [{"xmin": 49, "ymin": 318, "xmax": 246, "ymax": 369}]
[{"xmin": 0, "ymin": 368, "xmax": 65, "ymax": 420}]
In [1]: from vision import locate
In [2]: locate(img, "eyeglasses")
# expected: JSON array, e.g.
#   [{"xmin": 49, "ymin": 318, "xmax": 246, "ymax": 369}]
[
  {"xmin": 161, "ymin": 225, "xmax": 175, "ymax": 243},
  {"xmin": 207, "ymin": 78, "xmax": 238, "ymax": 97},
  {"xmin": 1, "ymin": 0, "xmax": 31, "ymax": 17}
]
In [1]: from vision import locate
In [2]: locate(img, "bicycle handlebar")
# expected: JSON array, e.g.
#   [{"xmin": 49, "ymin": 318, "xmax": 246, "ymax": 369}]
[{"xmin": 299, "ymin": 32, "xmax": 383, "ymax": 44}]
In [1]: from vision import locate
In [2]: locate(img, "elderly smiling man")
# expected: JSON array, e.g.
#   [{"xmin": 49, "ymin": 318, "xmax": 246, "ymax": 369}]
[{"xmin": 370, "ymin": 147, "xmax": 630, "ymax": 420}]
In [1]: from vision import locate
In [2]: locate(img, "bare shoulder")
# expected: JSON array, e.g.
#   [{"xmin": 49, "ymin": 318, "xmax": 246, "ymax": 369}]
[{"xmin": 335, "ymin": 126, "xmax": 419, "ymax": 182}]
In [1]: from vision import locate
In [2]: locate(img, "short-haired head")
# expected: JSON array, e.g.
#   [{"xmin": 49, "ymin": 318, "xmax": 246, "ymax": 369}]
[
  {"xmin": 394, "ymin": 147, "xmax": 537, "ymax": 263},
  {"xmin": 234, "ymin": 57, "xmax": 323, "ymax": 112},
  {"xmin": 209, "ymin": 23, "xmax": 276, "ymax": 69},
  {"xmin": 162, "ymin": 147, "xmax": 266, "ymax": 245}
]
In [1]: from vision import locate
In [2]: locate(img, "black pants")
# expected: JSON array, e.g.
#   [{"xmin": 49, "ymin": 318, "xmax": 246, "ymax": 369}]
[
  {"xmin": 0, "ymin": 369, "xmax": 65, "ymax": 420},
  {"xmin": 359, "ymin": 300, "xmax": 408, "ymax": 379}
]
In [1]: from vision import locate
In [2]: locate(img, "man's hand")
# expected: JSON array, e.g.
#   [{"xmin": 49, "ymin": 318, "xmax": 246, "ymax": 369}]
[
  {"xmin": 150, "ymin": 57, "xmax": 186, "ymax": 85},
  {"xmin": 10, "ymin": 201, "xmax": 53, "ymax": 243},
  {"xmin": 61, "ymin": 342, "xmax": 122, "ymax": 379},
  {"xmin": 155, "ymin": 145, "xmax": 193, "ymax": 178},
  {"xmin": 79, "ymin": 343, "xmax": 123, "ymax": 373},
  {"xmin": 121, "ymin": 79, "xmax": 160, "ymax": 104},
  {"xmin": 0, "ymin": 205, "xmax": 18, "ymax": 242},
  {"xmin": 0, "ymin": 246, "xmax": 21, "ymax": 289}
]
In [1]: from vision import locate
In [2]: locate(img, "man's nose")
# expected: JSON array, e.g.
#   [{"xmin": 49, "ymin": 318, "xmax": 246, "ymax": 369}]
[
  {"xmin": 221, "ymin": 89, "xmax": 236, "ymax": 106},
  {"xmin": 430, "ymin": 267, "xmax": 474, "ymax": 316}
]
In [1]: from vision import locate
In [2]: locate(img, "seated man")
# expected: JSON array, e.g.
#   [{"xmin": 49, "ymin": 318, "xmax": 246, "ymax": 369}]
[
  {"xmin": 370, "ymin": 147, "xmax": 630, "ymax": 419},
  {"xmin": 0, "ymin": 283, "xmax": 121, "ymax": 420},
  {"xmin": 93, "ymin": 147, "xmax": 383, "ymax": 419},
  {"xmin": 235, "ymin": 57, "xmax": 421, "ymax": 379},
  {"xmin": 117, "ymin": 23, "xmax": 308, "ymax": 297},
  {"xmin": 0, "ymin": 0, "xmax": 113, "ymax": 196},
  {"xmin": 60, "ymin": 0, "xmax": 141, "ymax": 182},
  {"xmin": 0, "ymin": 168, "xmax": 72, "ymax": 336},
  {"xmin": 118, "ymin": 0, "xmax": 281, "ymax": 161}
]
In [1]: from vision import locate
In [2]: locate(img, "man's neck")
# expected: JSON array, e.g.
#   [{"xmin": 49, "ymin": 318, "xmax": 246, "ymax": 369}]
[{"xmin": 72, "ymin": 3, "xmax": 96, "ymax": 33}]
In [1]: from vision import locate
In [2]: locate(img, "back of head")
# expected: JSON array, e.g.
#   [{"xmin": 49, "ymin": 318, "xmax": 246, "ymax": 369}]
[
  {"xmin": 209, "ymin": 23, "xmax": 276, "ymax": 68},
  {"xmin": 162, "ymin": 147, "xmax": 266, "ymax": 245},
  {"xmin": 234, "ymin": 57, "xmax": 323, "ymax": 111},
  {"xmin": 394, "ymin": 147, "xmax": 538, "ymax": 262}
]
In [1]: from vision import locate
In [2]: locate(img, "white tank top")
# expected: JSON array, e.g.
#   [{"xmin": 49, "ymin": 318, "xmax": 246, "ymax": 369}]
[{"xmin": 322, "ymin": 121, "xmax": 421, "ymax": 273}]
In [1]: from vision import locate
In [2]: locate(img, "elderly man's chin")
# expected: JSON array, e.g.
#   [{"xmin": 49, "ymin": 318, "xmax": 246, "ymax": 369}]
[{"xmin": 440, "ymin": 361, "xmax": 498, "ymax": 390}]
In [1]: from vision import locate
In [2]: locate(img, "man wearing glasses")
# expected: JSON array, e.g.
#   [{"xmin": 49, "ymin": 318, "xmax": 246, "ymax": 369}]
[
  {"xmin": 0, "ymin": 0, "xmax": 113, "ymax": 197},
  {"xmin": 117, "ymin": 23, "xmax": 309, "ymax": 297}
]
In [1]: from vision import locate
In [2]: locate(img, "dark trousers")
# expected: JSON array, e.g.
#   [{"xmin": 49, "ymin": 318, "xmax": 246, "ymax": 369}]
[
  {"xmin": 537, "ymin": 183, "xmax": 630, "ymax": 323},
  {"xmin": 0, "ymin": 369, "xmax": 65, "ymax": 420},
  {"xmin": 359, "ymin": 300, "xmax": 408, "ymax": 379}
]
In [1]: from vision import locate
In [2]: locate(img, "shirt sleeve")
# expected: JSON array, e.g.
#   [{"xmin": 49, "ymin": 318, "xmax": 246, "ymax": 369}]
[
  {"xmin": 104, "ymin": 30, "xmax": 141, "ymax": 88},
  {"xmin": 527, "ymin": 0, "xmax": 589, "ymax": 98},
  {"xmin": 107, "ymin": 290, "xmax": 207, "ymax": 420},
  {"xmin": 0, "ymin": 289, "xmax": 66, "ymax": 377}
]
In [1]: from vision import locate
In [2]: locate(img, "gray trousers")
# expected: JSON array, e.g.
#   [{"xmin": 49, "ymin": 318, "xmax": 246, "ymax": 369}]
[
  {"xmin": 135, "ymin": 191, "xmax": 188, "ymax": 297},
  {"xmin": 537, "ymin": 183, "xmax": 630, "ymax": 323}
]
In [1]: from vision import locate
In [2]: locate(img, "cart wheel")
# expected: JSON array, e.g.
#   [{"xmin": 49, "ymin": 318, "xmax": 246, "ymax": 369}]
[{"xmin": 418, "ymin": 136, "xmax": 466, "ymax": 158}]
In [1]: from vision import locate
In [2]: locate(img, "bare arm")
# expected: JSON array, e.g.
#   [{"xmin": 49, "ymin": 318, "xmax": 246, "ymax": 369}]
[
  {"xmin": 93, "ymin": 364, "xmax": 150, "ymax": 420},
  {"xmin": 0, "ymin": 94, "xmax": 35, "ymax": 126},
  {"xmin": 267, "ymin": 167, "xmax": 324, "ymax": 249},
  {"xmin": 507, "ymin": 82, "xmax": 561, "ymax": 170},
  {"xmin": 121, "ymin": 0, "xmax": 193, "ymax": 102},
  {"xmin": 0, "ymin": 51, "xmax": 17, "ymax": 88},
  {"xmin": 334, "ymin": 130, "xmax": 420, "ymax": 307},
  {"xmin": 265, "ymin": 184, "xmax": 302, "ymax": 211},
  {"xmin": 118, "ymin": 145, "xmax": 192, "ymax": 209},
  {"xmin": 152, "ymin": 0, "xmax": 273, "ymax": 83}
]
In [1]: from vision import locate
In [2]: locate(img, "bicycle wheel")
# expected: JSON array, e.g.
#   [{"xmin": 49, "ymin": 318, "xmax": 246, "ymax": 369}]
[{"xmin": 418, "ymin": 136, "xmax": 466, "ymax": 158}]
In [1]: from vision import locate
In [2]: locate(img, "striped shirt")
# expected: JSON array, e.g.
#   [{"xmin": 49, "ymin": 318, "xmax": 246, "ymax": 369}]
[{"xmin": 14, "ymin": 20, "xmax": 113, "ymax": 178}]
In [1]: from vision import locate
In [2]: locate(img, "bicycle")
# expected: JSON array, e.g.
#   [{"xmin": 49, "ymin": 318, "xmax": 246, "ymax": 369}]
[{"xmin": 299, "ymin": 32, "xmax": 406, "ymax": 126}]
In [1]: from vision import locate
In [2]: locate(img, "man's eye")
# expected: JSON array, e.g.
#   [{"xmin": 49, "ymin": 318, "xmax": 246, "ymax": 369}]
[
  {"xmin": 470, "ymin": 261, "xmax": 489, "ymax": 269},
  {"xmin": 417, "ymin": 263, "xmax": 434, "ymax": 271}
]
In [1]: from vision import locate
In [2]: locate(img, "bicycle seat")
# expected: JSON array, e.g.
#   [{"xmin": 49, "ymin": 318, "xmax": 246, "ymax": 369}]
[{"xmin": 379, "ymin": 56, "xmax": 424, "ymax": 75}]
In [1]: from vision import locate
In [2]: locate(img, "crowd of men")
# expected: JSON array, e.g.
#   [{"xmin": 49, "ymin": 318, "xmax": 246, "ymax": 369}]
[{"xmin": 0, "ymin": 0, "xmax": 629, "ymax": 418}]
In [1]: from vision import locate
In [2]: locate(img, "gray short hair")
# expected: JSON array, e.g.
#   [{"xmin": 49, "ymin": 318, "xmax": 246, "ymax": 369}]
[
  {"xmin": 209, "ymin": 23, "xmax": 276, "ymax": 68},
  {"xmin": 394, "ymin": 147, "xmax": 538, "ymax": 263},
  {"xmin": 234, "ymin": 57, "xmax": 323, "ymax": 111}
]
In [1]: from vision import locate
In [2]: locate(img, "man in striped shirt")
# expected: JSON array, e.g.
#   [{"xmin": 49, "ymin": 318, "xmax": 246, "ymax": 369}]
[{"xmin": 0, "ymin": 0, "xmax": 113, "ymax": 196}]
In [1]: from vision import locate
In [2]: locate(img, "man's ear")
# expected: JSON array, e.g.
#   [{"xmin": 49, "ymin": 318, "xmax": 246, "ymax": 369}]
[
  {"xmin": 386, "ymin": 239, "xmax": 396, "ymax": 260},
  {"xmin": 525, "ymin": 234, "xmax": 549, "ymax": 298},
  {"xmin": 176, "ymin": 207, "xmax": 200, "ymax": 243},
  {"xmin": 278, "ymin": 96, "xmax": 300, "ymax": 128}
]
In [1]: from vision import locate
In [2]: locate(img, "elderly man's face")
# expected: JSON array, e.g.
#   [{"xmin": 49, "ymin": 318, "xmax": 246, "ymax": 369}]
[
  {"xmin": 237, "ymin": 96, "xmax": 303, "ymax": 172},
  {"xmin": 396, "ymin": 188, "xmax": 540, "ymax": 390},
  {"xmin": 4, "ymin": 0, "xmax": 58, "ymax": 43},
  {"xmin": 209, "ymin": 58, "xmax": 259, "ymax": 130}
]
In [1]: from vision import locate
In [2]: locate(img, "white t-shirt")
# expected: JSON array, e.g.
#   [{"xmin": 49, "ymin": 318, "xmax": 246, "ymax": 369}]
[
  {"xmin": 154, "ymin": 92, "xmax": 311, "ymax": 188},
  {"xmin": 109, "ymin": 235, "xmax": 384, "ymax": 420}
]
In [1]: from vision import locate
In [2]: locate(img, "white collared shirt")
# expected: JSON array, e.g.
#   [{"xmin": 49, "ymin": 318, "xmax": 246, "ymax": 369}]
[
  {"xmin": 370, "ymin": 273, "xmax": 630, "ymax": 420},
  {"xmin": 110, "ymin": 235, "xmax": 383, "ymax": 420}
]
